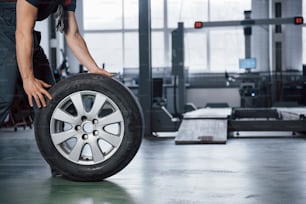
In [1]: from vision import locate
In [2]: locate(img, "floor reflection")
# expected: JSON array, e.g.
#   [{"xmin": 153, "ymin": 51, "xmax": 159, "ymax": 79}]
[
  {"xmin": 43, "ymin": 178, "xmax": 136, "ymax": 204},
  {"xmin": 0, "ymin": 177, "xmax": 136, "ymax": 204}
]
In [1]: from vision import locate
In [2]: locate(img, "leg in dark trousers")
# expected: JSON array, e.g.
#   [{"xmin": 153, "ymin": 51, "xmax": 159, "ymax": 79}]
[
  {"xmin": 0, "ymin": 2, "xmax": 18, "ymax": 125},
  {"xmin": 0, "ymin": 51, "xmax": 18, "ymax": 125}
]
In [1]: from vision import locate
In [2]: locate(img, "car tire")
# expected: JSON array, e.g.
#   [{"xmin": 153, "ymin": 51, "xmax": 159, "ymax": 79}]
[{"xmin": 35, "ymin": 73, "xmax": 143, "ymax": 181}]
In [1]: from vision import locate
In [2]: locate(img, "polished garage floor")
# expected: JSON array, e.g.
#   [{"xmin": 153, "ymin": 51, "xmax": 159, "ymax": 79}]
[{"xmin": 1, "ymin": 128, "xmax": 306, "ymax": 204}]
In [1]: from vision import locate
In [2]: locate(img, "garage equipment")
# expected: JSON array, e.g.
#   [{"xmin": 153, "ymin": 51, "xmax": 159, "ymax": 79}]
[{"xmin": 175, "ymin": 107, "xmax": 306, "ymax": 144}]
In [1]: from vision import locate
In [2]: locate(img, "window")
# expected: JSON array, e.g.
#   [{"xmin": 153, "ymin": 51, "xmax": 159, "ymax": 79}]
[
  {"xmin": 83, "ymin": 0, "xmax": 139, "ymax": 72},
  {"xmin": 83, "ymin": 0, "xmax": 251, "ymax": 74},
  {"xmin": 168, "ymin": 0, "xmax": 208, "ymax": 28},
  {"xmin": 210, "ymin": 0, "xmax": 251, "ymax": 21},
  {"xmin": 124, "ymin": 0, "xmax": 138, "ymax": 29},
  {"xmin": 185, "ymin": 32, "xmax": 208, "ymax": 71},
  {"xmin": 151, "ymin": 0, "xmax": 164, "ymax": 29},
  {"xmin": 84, "ymin": 33, "xmax": 123, "ymax": 73},
  {"xmin": 152, "ymin": 32, "xmax": 166, "ymax": 67},
  {"xmin": 167, "ymin": 0, "xmax": 251, "ymax": 72},
  {"xmin": 83, "ymin": 0, "xmax": 122, "ymax": 30},
  {"xmin": 124, "ymin": 32, "xmax": 139, "ymax": 68},
  {"xmin": 210, "ymin": 29, "xmax": 245, "ymax": 72}
]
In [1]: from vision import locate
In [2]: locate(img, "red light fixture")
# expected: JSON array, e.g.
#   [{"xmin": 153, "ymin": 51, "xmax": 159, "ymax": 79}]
[
  {"xmin": 194, "ymin": 21, "xmax": 204, "ymax": 29},
  {"xmin": 294, "ymin": 16, "xmax": 304, "ymax": 25}
]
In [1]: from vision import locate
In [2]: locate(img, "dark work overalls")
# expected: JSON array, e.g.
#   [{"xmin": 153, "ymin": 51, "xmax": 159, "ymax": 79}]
[{"xmin": 0, "ymin": 0, "xmax": 57, "ymax": 124}]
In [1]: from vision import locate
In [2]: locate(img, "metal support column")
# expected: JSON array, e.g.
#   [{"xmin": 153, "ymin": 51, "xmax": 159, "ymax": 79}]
[
  {"xmin": 139, "ymin": 0, "xmax": 152, "ymax": 136},
  {"xmin": 244, "ymin": 10, "xmax": 252, "ymax": 58},
  {"xmin": 172, "ymin": 22, "xmax": 186, "ymax": 116}
]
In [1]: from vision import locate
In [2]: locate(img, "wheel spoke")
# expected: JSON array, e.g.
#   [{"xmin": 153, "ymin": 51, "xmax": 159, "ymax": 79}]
[
  {"xmin": 51, "ymin": 129, "xmax": 78, "ymax": 145},
  {"xmin": 99, "ymin": 110, "xmax": 123, "ymax": 126},
  {"xmin": 70, "ymin": 92, "xmax": 86, "ymax": 116},
  {"xmin": 53, "ymin": 108, "xmax": 80, "ymax": 125},
  {"xmin": 88, "ymin": 94, "xmax": 107, "ymax": 117},
  {"xmin": 99, "ymin": 132, "xmax": 121, "ymax": 147},
  {"xmin": 89, "ymin": 141, "xmax": 104, "ymax": 162},
  {"xmin": 69, "ymin": 139, "xmax": 85, "ymax": 162}
]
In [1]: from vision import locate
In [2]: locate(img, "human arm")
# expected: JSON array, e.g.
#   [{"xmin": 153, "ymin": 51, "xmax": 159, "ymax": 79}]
[
  {"xmin": 15, "ymin": 0, "xmax": 52, "ymax": 108},
  {"xmin": 64, "ymin": 11, "xmax": 112, "ymax": 77}
]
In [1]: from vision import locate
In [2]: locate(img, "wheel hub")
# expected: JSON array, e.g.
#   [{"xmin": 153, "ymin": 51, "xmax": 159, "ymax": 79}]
[
  {"xmin": 82, "ymin": 121, "xmax": 94, "ymax": 134},
  {"xmin": 50, "ymin": 90, "xmax": 125, "ymax": 165}
]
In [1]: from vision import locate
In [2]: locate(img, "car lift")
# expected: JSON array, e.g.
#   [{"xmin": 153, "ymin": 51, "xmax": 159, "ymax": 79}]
[
  {"xmin": 175, "ymin": 15, "xmax": 305, "ymax": 144},
  {"xmin": 175, "ymin": 107, "xmax": 306, "ymax": 144}
]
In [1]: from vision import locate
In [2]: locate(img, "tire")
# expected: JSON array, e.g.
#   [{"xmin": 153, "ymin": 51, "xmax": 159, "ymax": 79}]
[{"xmin": 35, "ymin": 73, "xmax": 143, "ymax": 181}]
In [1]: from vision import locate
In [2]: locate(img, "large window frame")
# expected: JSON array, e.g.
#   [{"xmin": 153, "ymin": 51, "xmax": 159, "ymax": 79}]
[{"xmin": 83, "ymin": 0, "xmax": 251, "ymax": 73}]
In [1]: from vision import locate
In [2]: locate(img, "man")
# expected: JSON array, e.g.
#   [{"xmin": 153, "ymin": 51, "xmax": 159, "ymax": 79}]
[
  {"xmin": 16, "ymin": 0, "xmax": 112, "ymax": 108},
  {"xmin": 0, "ymin": 0, "xmax": 112, "ymax": 125}
]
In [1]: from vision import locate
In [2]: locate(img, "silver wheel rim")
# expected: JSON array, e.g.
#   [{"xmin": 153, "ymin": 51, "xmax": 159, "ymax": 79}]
[{"xmin": 50, "ymin": 90, "xmax": 124, "ymax": 165}]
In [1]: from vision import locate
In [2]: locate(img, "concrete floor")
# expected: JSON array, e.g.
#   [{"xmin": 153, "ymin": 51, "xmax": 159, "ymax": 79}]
[{"xmin": 1, "ymin": 128, "xmax": 306, "ymax": 204}]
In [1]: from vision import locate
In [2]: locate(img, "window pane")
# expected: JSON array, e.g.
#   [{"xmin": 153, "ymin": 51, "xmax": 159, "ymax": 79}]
[
  {"xmin": 210, "ymin": 29, "xmax": 244, "ymax": 72},
  {"xmin": 210, "ymin": 0, "xmax": 251, "ymax": 21},
  {"xmin": 84, "ymin": 33, "xmax": 123, "ymax": 73},
  {"xmin": 168, "ymin": 0, "xmax": 208, "ymax": 28},
  {"xmin": 124, "ymin": 0, "xmax": 138, "ymax": 29},
  {"xmin": 185, "ymin": 32, "xmax": 208, "ymax": 72},
  {"xmin": 151, "ymin": 0, "xmax": 164, "ymax": 28},
  {"xmin": 84, "ymin": 0, "xmax": 122, "ymax": 30},
  {"xmin": 152, "ymin": 32, "xmax": 166, "ymax": 67},
  {"xmin": 124, "ymin": 32, "xmax": 139, "ymax": 68}
]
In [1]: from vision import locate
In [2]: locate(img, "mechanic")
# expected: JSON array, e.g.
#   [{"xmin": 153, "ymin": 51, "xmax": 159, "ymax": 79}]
[{"xmin": 0, "ymin": 0, "xmax": 112, "ymax": 125}]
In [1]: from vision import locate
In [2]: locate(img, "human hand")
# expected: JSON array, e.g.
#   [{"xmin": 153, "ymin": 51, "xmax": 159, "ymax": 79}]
[
  {"xmin": 91, "ymin": 67, "xmax": 113, "ymax": 77},
  {"xmin": 23, "ymin": 77, "xmax": 53, "ymax": 108}
]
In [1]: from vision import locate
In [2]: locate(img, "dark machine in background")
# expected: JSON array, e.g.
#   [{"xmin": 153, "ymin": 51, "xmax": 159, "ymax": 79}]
[
  {"xmin": 302, "ymin": 65, "xmax": 306, "ymax": 105},
  {"xmin": 236, "ymin": 70, "xmax": 305, "ymax": 108}
]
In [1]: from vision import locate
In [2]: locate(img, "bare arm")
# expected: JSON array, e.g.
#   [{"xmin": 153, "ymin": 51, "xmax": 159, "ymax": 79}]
[
  {"xmin": 16, "ymin": 0, "xmax": 52, "ymax": 108},
  {"xmin": 64, "ymin": 11, "xmax": 112, "ymax": 76}
]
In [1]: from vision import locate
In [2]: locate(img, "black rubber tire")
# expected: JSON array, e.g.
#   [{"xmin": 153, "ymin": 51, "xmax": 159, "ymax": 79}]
[{"xmin": 35, "ymin": 73, "xmax": 143, "ymax": 181}]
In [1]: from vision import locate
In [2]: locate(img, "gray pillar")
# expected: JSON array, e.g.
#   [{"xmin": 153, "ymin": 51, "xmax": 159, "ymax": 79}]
[
  {"xmin": 283, "ymin": 0, "xmax": 303, "ymax": 71},
  {"xmin": 139, "ymin": 0, "xmax": 152, "ymax": 136},
  {"xmin": 172, "ymin": 23, "xmax": 185, "ymax": 115},
  {"xmin": 269, "ymin": 0, "xmax": 303, "ymax": 72},
  {"xmin": 244, "ymin": 11, "xmax": 252, "ymax": 58},
  {"xmin": 251, "ymin": 0, "xmax": 269, "ymax": 72}
]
